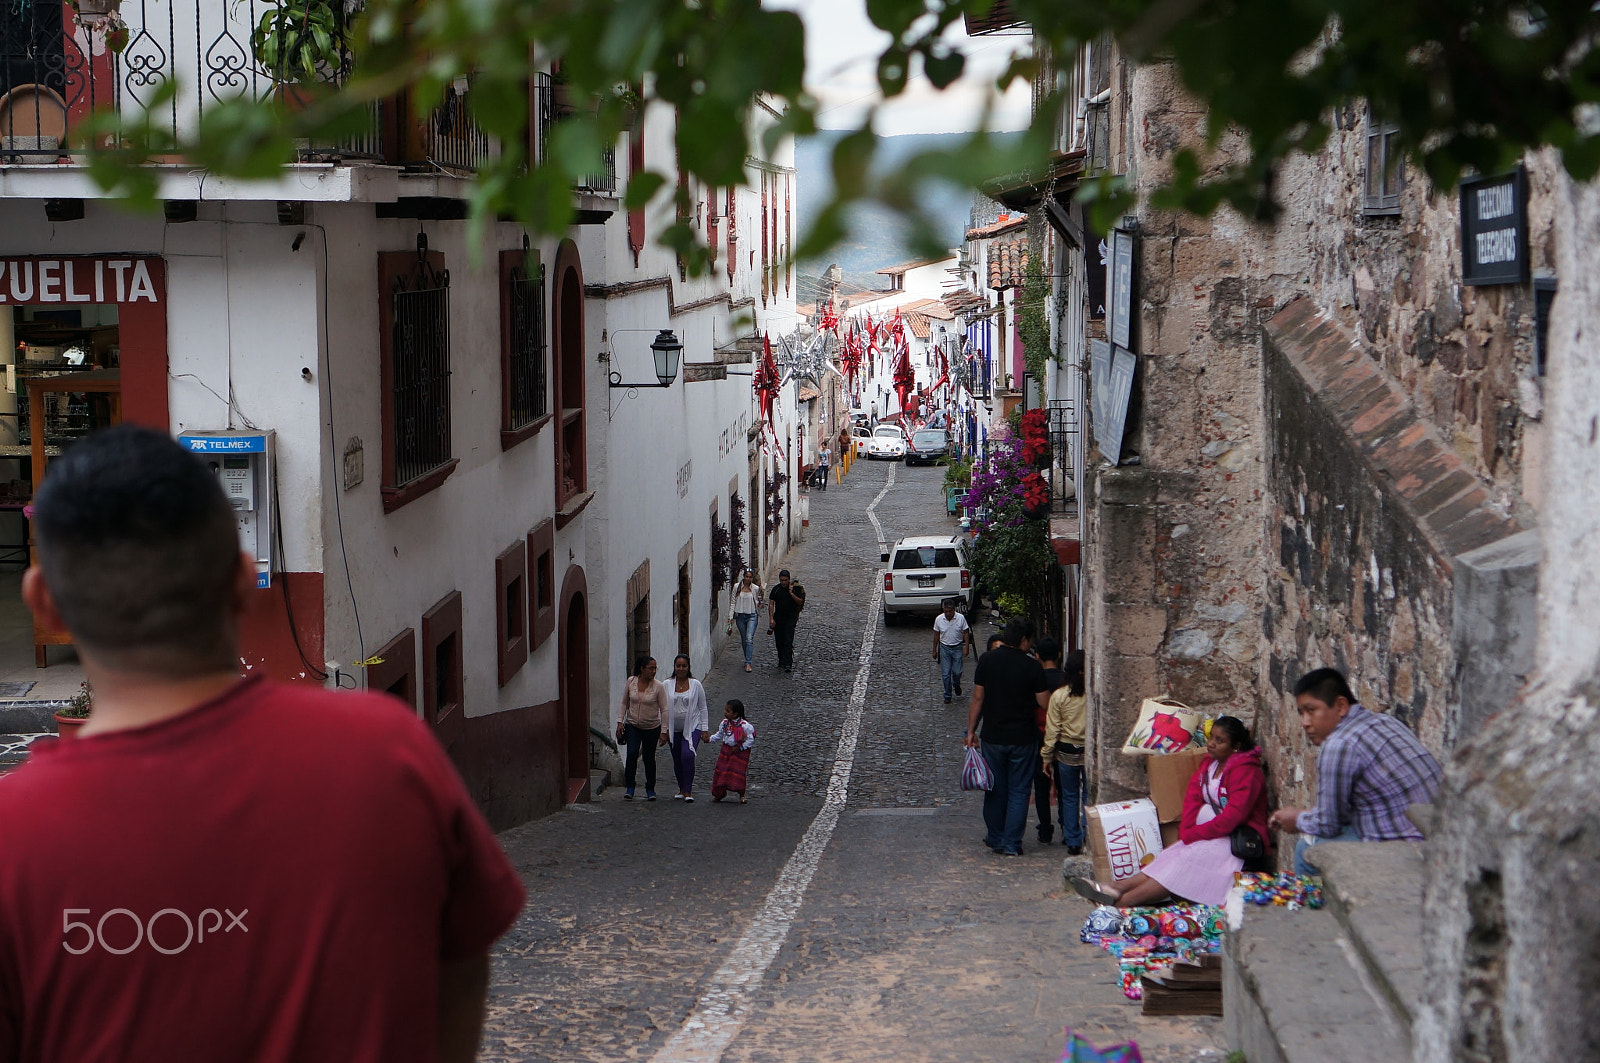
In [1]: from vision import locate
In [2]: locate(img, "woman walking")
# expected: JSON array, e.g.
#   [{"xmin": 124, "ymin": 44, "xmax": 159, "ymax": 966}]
[
  {"xmin": 615, "ymin": 656, "xmax": 669, "ymax": 801},
  {"xmin": 710, "ymin": 699, "xmax": 756, "ymax": 803},
  {"xmin": 1041, "ymin": 650, "xmax": 1089, "ymax": 854},
  {"xmin": 729, "ymin": 569, "xmax": 764, "ymax": 672},
  {"xmin": 666, "ymin": 654, "xmax": 710, "ymax": 801}
]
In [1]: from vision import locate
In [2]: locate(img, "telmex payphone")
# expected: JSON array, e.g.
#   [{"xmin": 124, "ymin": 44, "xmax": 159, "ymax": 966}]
[{"xmin": 178, "ymin": 430, "xmax": 276, "ymax": 589}]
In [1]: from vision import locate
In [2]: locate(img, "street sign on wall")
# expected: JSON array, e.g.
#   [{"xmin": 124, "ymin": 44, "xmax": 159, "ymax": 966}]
[
  {"xmin": 1460, "ymin": 168, "xmax": 1529, "ymax": 286},
  {"xmin": 1091, "ymin": 339, "xmax": 1138, "ymax": 465},
  {"xmin": 1108, "ymin": 229, "xmax": 1136, "ymax": 348}
]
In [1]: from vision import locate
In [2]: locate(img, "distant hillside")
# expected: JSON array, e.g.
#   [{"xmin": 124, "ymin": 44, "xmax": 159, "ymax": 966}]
[{"xmin": 795, "ymin": 131, "xmax": 1014, "ymax": 291}]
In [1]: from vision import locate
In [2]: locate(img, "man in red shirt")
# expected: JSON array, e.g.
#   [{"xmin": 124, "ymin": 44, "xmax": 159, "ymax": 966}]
[{"xmin": 0, "ymin": 426, "xmax": 525, "ymax": 1063}]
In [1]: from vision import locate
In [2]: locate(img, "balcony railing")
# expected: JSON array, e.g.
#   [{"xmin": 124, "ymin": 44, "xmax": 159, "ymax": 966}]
[
  {"xmin": 533, "ymin": 70, "xmax": 615, "ymax": 194},
  {"xmin": 0, "ymin": 0, "xmax": 488, "ymax": 169}
]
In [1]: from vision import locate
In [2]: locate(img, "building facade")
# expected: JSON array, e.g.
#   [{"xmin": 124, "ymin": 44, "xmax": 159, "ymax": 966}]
[{"xmin": 0, "ymin": 0, "xmax": 800, "ymax": 829}]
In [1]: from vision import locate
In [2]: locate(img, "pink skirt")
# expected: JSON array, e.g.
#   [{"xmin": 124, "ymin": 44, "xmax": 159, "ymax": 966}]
[{"xmin": 1143, "ymin": 837, "xmax": 1242, "ymax": 907}]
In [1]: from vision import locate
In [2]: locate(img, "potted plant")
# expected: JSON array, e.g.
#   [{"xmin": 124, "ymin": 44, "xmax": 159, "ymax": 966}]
[
  {"xmin": 943, "ymin": 457, "xmax": 972, "ymax": 516},
  {"xmin": 251, "ymin": 0, "xmax": 347, "ymax": 106},
  {"xmin": 69, "ymin": 0, "xmax": 129, "ymax": 53},
  {"xmin": 54, "ymin": 681, "xmax": 92, "ymax": 738}
]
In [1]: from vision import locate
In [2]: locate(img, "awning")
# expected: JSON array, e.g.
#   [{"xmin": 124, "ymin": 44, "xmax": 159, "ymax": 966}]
[{"xmin": 983, "ymin": 151, "xmax": 1088, "ymax": 248}]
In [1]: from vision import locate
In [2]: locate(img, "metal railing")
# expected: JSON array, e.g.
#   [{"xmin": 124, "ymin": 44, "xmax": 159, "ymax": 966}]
[
  {"xmin": 1048, "ymin": 397, "xmax": 1079, "ymax": 516},
  {"xmin": 0, "ymin": 0, "xmax": 494, "ymax": 167},
  {"xmin": 420, "ymin": 77, "xmax": 493, "ymax": 172},
  {"xmin": 533, "ymin": 70, "xmax": 616, "ymax": 193}
]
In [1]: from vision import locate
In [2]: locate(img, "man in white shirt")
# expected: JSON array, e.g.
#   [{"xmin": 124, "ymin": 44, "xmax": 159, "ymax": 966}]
[
  {"xmin": 817, "ymin": 444, "xmax": 832, "ymax": 491},
  {"xmin": 931, "ymin": 598, "xmax": 975, "ymax": 704}
]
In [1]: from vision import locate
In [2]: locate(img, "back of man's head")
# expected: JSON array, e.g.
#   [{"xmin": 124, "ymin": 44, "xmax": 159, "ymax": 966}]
[
  {"xmin": 1292, "ymin": 667, "xmax": 1356, "ymax": 707},
  {"xmin": 999, "ymin": 619, "xmax": 1032, "ymax": 648},
  {"xmin": 33, "ymin": 425, "xmax": 241, "ymax": 676}
]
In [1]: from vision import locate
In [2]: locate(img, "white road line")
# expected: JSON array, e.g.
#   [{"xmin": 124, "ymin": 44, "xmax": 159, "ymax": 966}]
[
  {"xmin": 867, "ymin": 462, "xmax": 896, "ymax": 550},
  {"xmin": 649, "ymin": 466, "xmax": 895, "ymax": 1063}
]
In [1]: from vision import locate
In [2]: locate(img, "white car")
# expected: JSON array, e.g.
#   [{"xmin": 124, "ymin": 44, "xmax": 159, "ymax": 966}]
[
  {"xmin": 865, "ymin": 424, "xmax": 908, "ymax": 461},
  {"xmin": 849, "ymin": 425, "xmax": 873, "ymax": 457},
  {"xmin": 880, "ymin": 535, "xmax": 972, "ymax": 624}
]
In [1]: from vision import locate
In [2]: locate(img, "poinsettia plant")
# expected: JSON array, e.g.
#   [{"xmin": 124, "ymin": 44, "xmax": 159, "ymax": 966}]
[
  {"xmin": 1020, "ymin": 407, "xmax": 1050, "ymax": 466},
  {"xmin": 962, "ymin": 431, "xmax": 1054, "ymax": 615}
]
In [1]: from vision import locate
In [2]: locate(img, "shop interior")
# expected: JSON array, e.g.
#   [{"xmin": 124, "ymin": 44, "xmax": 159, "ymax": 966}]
[{"xmin": 0, "ymin": 302, "xmax": 122, "ymax": 706}]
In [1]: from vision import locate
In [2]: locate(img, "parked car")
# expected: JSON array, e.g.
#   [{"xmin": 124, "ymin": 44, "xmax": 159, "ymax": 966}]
[
  {"xmin": 880, "ymin": 535, "xmax": 972, "ymax": 624},
  {"xmin": 906, "ymin": 428, "xmax": 949, "ymax": 466},
  {"xmin": 850, "ymin": 424, "xmax": 873, "ymax": 457},
  {"xmin": 865, "ymin": 424, "xmax": 908, "ymax": 461}
]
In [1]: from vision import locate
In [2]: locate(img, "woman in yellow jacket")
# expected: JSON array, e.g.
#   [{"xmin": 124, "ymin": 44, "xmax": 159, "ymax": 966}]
[{"xmin": 1040, "ymin": 650, "xmax": 1087, "ymax": 853}]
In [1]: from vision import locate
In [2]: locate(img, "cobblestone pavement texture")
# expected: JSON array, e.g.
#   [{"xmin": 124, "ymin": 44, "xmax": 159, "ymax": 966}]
[{"xmin": 482, "ymin": 461, "xmax": 1225, "ymax": 1063}]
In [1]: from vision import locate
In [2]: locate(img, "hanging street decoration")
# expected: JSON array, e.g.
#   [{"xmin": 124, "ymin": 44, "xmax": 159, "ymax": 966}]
[
  {"xmin": 754, "ymin": 333, "xmax": 784, "ymax": 460},
  {"xmin": 893, "ymin": 340, "xmax": 915, "ymax": 425}
]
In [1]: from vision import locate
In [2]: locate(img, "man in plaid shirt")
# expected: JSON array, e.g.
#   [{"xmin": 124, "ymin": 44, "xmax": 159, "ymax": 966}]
[{"xmin": 1268, "ymin": 668, "xmax": 1443, "ymax": 875}]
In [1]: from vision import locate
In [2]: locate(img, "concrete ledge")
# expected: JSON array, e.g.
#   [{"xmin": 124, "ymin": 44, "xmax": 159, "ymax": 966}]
[
  {"xmin": 1225, "ymin": 905, "xmax": 1410, "ymax": 1062},
  {"xmin": 1305, "ymin": 841, "xmax": 1427, "ymax": 1029}
]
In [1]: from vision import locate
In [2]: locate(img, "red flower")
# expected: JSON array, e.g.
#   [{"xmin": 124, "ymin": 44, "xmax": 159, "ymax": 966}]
[
  {"xmin": 1020, "ymin": 408, "xmax": 1050, "ymax": 464},
  {"xmin": 1021, "ymin": 470, "xmax": 1049, "ymax": 510}
]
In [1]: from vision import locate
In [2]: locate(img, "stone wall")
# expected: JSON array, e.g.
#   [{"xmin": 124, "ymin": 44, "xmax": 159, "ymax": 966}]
[
  {"xmin": 1417, "ymin": 171, "xmax": 1600, "ymax": 1063},
  {"xmin": 1258, "ymin": 300, "xmax": 1522, "ymax": 808},
  {"xmin": 1084, "ymin": 51, "xmax": 1544, "ymax": 803},
  {"xmin": 1083, "ymin": 59, "xmax": 1276, "ymax": 797}
]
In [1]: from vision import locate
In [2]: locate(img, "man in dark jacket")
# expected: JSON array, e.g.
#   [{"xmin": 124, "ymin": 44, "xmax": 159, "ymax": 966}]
[
  {"xmin": 964, "ymin": 620, "xmax": 1050, "ymax": 856},
  {"xmin": 767, "ymin": 569, "xmax": 806, "ymax": 671}
]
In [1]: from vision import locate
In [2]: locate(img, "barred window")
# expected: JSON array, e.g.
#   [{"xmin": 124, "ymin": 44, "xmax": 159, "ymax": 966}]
[
  {"xmin": 501, "ymin": 249, "xmax": 548, "ymax": 445},
  {"xmin": 380, "ymin": 237, "xmax": 456, "ymax": 511}
]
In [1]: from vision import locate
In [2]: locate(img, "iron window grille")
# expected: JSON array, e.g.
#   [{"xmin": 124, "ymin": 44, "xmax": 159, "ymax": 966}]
[
  {"xmin": 534, "ymin": 70, "xmax": 616, "ymax": 192},
  {"xmin": 390, "ymin": 238, "xmax": 452, "ymax": 487},
  {"xmin": 1364, "ymin": 116, "xmax": 1403, "ymax": 216},
  {"xmin": 1048, "ymin": 398, "xmax": 1079, "ymax": 516},
  {"xmin": 507, "ymin": 258, "xmax": 547, "ymax": 429}
]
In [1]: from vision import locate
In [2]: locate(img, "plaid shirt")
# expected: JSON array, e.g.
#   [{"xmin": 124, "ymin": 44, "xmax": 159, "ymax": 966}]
[{"xmin": 1297, "ymin": 705, "xmax": 1442, "ymax": 840}]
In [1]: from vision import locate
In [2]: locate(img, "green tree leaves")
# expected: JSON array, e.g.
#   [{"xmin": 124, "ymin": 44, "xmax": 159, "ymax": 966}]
[{"xmin": 72, "ymin": 0, "xmax": 1600, "ymax": 263}]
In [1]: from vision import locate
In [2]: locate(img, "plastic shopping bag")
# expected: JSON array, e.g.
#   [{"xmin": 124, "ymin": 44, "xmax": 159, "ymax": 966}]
[
  {"xmin": 1057, "ymin": 1028, "xmax": 1142, "ymax": 1063},
  {"xmin": 960, "ymin": 746, "xmax": 993, "ymax": 791}
]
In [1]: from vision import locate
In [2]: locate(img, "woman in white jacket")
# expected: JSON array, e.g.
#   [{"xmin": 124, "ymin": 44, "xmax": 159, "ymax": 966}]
[{"xmin": 665, "ymin": 653, "xmax": 711, "ymax": 801}]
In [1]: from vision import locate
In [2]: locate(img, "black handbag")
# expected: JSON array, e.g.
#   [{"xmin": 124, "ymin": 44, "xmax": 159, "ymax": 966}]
[{"xmin": 1230, "ymin": 824, "xmax": 1265, "ymax": 862}]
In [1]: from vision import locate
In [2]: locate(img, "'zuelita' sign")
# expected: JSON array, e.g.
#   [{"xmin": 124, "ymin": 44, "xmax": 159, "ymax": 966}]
[{"xmin": 1460, "ymin": 168, "xmax": 1528, "ymax": 286}]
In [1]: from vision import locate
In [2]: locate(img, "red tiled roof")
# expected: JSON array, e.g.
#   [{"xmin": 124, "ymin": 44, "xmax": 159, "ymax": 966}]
[
  {"xmin": 898, "ymin": 297, "xmax": 954, "ymax": 319},
  {"xmin": 942, "ymin": 290, "xmax": 989, "ymax": 316},
  {"xmin": 988, "ymin": 238, "xmax": 1027, "ymax": 291},
  {"xmin": 965, "ymin": 215, "xmax": 1027, "ymax": 241}
]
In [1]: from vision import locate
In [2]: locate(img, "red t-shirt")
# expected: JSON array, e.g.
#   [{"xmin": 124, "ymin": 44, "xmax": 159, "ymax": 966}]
[{"xmin": 0, "ymin": 677, "xmax": 526, "ymax": 1063}]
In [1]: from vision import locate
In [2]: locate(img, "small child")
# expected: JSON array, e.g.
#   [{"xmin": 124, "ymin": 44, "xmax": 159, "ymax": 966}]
[{"xmin": 710, "ymin": 699, "xmax": 756, "ymax": 804}]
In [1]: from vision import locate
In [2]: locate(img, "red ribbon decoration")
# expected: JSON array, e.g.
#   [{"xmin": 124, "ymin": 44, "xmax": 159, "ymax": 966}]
[{"xmin": 893, "ymin": 340, "xmax": 915, "ymax": 418}]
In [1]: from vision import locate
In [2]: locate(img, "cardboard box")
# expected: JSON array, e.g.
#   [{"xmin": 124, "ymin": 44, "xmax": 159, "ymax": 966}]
[
  {"xmin": 1161, "ymin": 821, "xmax": 1181, "ymax": 849},
  {"xmin": 1146, "ymin": 749, "xmax": 1209, "ymax": 824},
  {"xmin": 1087, "ymin": 798, "xmax": 1164, "ymax": 884}
]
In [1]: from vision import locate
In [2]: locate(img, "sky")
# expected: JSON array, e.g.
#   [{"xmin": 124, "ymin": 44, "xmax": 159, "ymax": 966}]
[{"xmin": 769, "ymin": 0, "xmax": 1033, "ymax": 136}]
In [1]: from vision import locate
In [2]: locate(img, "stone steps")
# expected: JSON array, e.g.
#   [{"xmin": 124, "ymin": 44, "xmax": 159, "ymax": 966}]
[{"xmin": 1224, "ymin": 840, "xmax": 1425, "ymax": 1062}]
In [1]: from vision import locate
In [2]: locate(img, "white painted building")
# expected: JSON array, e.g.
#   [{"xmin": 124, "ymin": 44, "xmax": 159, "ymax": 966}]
[{"xmin": 0, "ymin": 0, "xmax": 801, "ymax": 825}]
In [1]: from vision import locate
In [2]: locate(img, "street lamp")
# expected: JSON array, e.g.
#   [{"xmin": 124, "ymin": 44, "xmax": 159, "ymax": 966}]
[{"xmin": 608, "ymin": 329, "xmax": 682, "ymax": 389}]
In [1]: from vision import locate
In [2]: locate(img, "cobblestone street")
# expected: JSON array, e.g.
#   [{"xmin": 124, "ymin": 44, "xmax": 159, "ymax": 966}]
[{"xmin": 480, "ymin": 461, "xmax": 1226, "ymax": 1063}]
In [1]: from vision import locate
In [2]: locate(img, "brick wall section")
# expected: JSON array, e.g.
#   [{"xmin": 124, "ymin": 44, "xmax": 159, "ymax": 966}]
[
  {"xmin": 1259, "ymin": 298, "xmax": 1523, "ymax": 809},
  {"xmin": 1267, "ymin": 298, "xmax": 1523, "ymax": 561}
]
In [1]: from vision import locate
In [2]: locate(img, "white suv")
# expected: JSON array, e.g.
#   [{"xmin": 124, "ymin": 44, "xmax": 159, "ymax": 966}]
[{"xmin": 880, "ymin": 535, "xmax": 972, "ymax": 625}]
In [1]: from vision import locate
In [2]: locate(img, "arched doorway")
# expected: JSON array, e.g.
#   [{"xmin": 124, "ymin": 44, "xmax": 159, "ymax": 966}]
[
  {"xmin": 558, "ymin": 563, "xmax": 591, "ymax": 803},
  {"xmin": 563, "ymin": 594, "xmax": 589, "ymax": 793}
]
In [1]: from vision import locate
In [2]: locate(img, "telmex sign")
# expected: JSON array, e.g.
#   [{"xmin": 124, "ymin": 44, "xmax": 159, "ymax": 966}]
[
  {"xmin": 1459, "ymin": 168, "xmax": 1529, "ymax": 287},
  {"xmin": 0, "ymin": 258, "xmax": 161, "ymax": 303}
]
